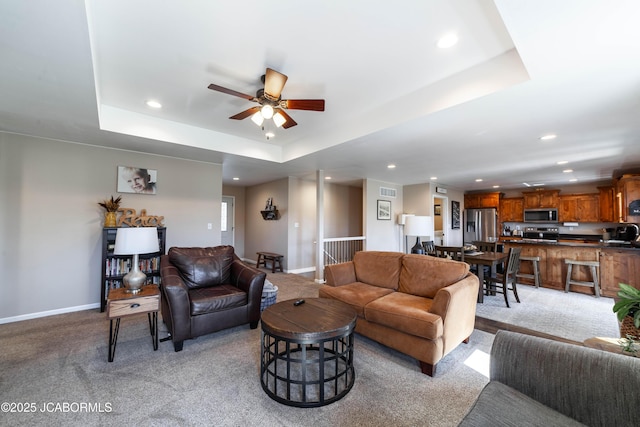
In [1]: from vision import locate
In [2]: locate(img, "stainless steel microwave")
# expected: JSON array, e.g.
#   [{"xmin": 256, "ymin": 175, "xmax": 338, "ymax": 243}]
[{"xmin": 524, "ymin": 209, "xmax": 558, "ymax": 223}]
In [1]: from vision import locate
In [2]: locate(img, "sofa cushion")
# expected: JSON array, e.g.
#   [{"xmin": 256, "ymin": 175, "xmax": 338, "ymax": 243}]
[
  {"xmin": 168, "ymin": 246, "xmax": 234, "ymax": 289},
  {"xmin": 319, "ymin": 282, "xmax": 394, "ymax": 318},
  {"xmin": 398, "ymin": 254, "xmax": 470, "ymax": 298},
  {"xmin": 364, "ymin": 292, "xmax": 443, "ymax": 340},
  {"xmin": 458, "ymin": 381, "xmax": 585, "ymax": 427},
  {"xmin": 188, "ymin": 285, "xmax": 247, "ymax": 315},
  {"xmin": 353, "ymin": 251, "xmax": 404, "ymax": 290}
]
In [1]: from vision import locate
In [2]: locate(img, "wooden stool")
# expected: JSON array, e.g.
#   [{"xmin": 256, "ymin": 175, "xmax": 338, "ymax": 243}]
[
  {"xmin": 256, "ymin": 252, "xmax": 284, "ymax": 273},
  {"xmin": 516, "ymin": 256, "xmax": 542, "ymax": 288},
  {"xmin": 564, "ymin": 259, "xmax": 600, "ymax": 297}
]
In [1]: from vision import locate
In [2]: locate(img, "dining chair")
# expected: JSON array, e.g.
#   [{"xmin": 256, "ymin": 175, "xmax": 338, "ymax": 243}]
[
  {"xmin": 472, "ymin": 241, "xmax": 498, "ymax": 253},
  {"xmin": 484, "ymin": 247, "xmax": 522, "ymax": 308},
  {"xmin": 421, "ymin": 240, "xmax": 436, "ymax": 256},
  {"xmin": 434, "ymin": 246, "xmax": 464, "ymax": 262},
  {"xmin": 471, "ymin": 240, "xmax": 499, "ymax": 276}
]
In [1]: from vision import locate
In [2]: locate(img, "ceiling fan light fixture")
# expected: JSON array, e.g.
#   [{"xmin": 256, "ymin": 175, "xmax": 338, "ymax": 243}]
[
  {"xmin": 251, "ymin": 112, "xmax": 264, "ymax": 126},
  {"xmin": 273, "ymin": 112, "xmax": 286, "ymax": 128},
  {"xmin": 261, "ymin": 104, "xmax": 274, "ymax": 119}
]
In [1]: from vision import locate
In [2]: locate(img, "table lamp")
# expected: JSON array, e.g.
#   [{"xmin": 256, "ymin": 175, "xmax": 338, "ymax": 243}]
[
  {"xmin": 404, "ymin": 216, "xmax": 433, "ymax": 254},
  {"xmin": 114, "ymin": 227, "xmax": 159, "ymax": 293}
]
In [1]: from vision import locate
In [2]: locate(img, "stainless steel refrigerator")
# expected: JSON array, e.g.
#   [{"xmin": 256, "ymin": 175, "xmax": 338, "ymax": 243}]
[{"xmin": 463, "ymin": 208, "xmax": 498, "ymax": 243}]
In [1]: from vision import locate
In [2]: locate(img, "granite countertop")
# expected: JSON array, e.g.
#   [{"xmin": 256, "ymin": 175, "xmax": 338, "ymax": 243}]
[{"xmin": 500, "ymin": 238, "xmax": 640, "ymax": 250}]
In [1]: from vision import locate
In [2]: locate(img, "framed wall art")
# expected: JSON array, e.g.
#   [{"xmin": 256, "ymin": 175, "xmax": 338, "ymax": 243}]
[
  {"xmin": 377, "ymin": 200, "xmax": 391, "ymax": 220},
  {"xmin": 117, "ymin": 166, "xmax": 157, "ymax": 195},
  {"xmin": 451, "ymin": 200, "xmax": 460, "ymax": 229}
]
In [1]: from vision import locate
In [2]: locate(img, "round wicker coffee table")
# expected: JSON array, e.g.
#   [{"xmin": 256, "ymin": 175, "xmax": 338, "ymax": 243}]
[{"xmin": 260, "ymin": 298, "xmax": 357, "ymax": 407}]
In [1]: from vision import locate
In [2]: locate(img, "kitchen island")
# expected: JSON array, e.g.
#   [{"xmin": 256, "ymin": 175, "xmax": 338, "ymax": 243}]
[{"xmin": 500, "ymin": 238, "xmax": 640, "ymax": 297}]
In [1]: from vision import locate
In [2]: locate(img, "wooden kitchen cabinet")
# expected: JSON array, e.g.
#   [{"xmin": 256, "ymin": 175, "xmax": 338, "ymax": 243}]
[
  {"xmin": 499, "ymin": 197, "xmax": 524, "ymax": 222},
  {"xmin": 615, "ymin": 175, "xmax": 640, "ymax": 223},
  {"xmin": 464, "ymin": 192, "xmax": 501, "ymax": 209},
  {"xmin": 600, "ymin": 249, "xmax": 640, "ymax": 296},
  {"xmin": 522, "ymin": 190, "xmax": 560, "ymax": 209},
  {"xmin": 598, "ymin": 186, "xmax": 615, "ymax": 222},
  {"xmin": 558, "ymin": 194, "xmax": 599, "ymax": 222},
  {"xmin": 545, "ymin": 245, "xmax": 601, "ymax": 294}
]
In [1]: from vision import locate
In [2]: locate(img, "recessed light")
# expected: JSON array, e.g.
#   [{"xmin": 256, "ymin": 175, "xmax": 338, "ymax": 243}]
[
  {"xmin": 146, "ymin": 100, "xmax": 162, "ymax": 109},
  {"xmin": 532, "ymin": 183, "xmax": 545, "ymax": 187},
  {"xmin": 325, "ymin": 176, "xmax": 332, "ymax": 180},
  {"xmin": 540, "ymin": 134, "xmax": 557, "ymax": 141},
  {"xmin": 232, "ymin": 177, "xmax": 239, "ymax": 181},
  {"xmin": 563, "ymin": 169, "xmax": 573, "ymax": 173},
  {"xmin": 569, "ymin": 178, "xmax": 578, "ymax": 182},
  {"xmin": 437, "ymin": 33, "xmax": 458, "ymax": 49},
  {"xmin": 557, "ymin": 160, "xmax": 569, "ymax": 165},
  {"xmin": 475, "ymin": 179, "xmax": 483, "ymax": 182},
  {"xmin": 493, "ymin": 185, "xmax": 500, "ymax": 188},
  {"xmin": 387, "ymin": 164, "xmax": 396, "ymax": 169}
]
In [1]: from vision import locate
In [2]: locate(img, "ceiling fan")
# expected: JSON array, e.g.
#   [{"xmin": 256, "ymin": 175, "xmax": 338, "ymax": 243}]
[{"xmin": 208, "ymin": 68, "xmax": 325, "ymax": 129}]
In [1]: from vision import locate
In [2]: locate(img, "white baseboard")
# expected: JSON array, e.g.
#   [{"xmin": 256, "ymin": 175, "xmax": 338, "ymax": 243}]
[
  {"xmin": 0, "ymin": 303, "xmax": 100, "ymax": 325},
  {"xmin": 287, "ymin": 266, "xmax": 316, "ymax": 275},
  {"xmin": 242, "ymin": 257, "xmax": 317, "ymax": 276}
]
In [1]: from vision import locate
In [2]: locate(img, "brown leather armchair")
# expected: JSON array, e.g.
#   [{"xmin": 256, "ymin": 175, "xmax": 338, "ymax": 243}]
[{"xmin": 159, "ymin": 246, "xmax": 266, "ymax": 352}]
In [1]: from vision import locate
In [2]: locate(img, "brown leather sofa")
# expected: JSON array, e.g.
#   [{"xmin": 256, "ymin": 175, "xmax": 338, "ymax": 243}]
[
  {"xmin": 160, "ymin": 246, "xmax": 266, "ymax": 352},
  {"xmin": 320, "ymin": 251, "xmax": 479, "ymax": 376}
]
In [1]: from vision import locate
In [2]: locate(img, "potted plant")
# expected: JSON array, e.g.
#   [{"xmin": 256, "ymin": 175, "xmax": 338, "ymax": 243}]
[
  {"xmin": 613, "ymin": 283, "xmax": 640, "ymax": 339},
  {"xmin": 98, "ymin": 195, "xmax": 122, "ymax": 227}
]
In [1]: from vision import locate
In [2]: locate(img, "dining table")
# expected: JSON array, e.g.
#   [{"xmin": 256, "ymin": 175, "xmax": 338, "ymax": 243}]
[{"xmin": 464, "ymin": 251, "xmax": 509, "ymax": 303}]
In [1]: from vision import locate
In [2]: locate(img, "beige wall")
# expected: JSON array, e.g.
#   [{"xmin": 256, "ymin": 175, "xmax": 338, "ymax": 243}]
[
  {"xmin": 363, "ymin": 179, "xmax": 404, "ymax": 251},
  {"xmin": 0, "ymin": 133, "xmax": 222, "ymax": 321},
  {"xmin": 222, "ymin": 185, "xmax": 246, "ymax": 258},
  {"xmin": 324, "ymin": 183, "xmax": 363, "ymax": 237},
  {"xmin": 245, "ymin": 178, "xmax": 289, "ymax": 267},
  {"xmin": 287, "ymin": 177, "xmax": 317, "ymax": 272}
]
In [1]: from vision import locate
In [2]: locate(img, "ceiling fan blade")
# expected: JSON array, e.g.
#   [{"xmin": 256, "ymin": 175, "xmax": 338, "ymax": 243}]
[
  {"xmin": 264, "ymin": 68, "xmax": 288, "ymax": 100},
  {"xmin": 283, "ymin": 99, "xmax": 325, "ymax": 111},
  {"xmin": 229, "ymin": 106, "xmax": 260, "ymax": 120},
  {"xmin": 277, "ymin": 109, "xmax": 297, "ymax": 129},
  {"xmin": 208, "ymin": 83, "xmax": 255, "ymax": 101}
]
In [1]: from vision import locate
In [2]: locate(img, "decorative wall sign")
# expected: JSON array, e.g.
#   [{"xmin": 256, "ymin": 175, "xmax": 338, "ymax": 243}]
[
  {"xmin": 629, "ymin": 199, "xmax": 640, "ymax": 216},
  {"xmin": 117, "ymin": 208, "xmax": 165, "ymax": 227},
  {"xmin": 117, "ymin": 166, "xmax": 157, "ymax": 195},
  {"xmin": 377, "ymin": 200, "xmax": 391, "ymax": 220},
  {"xmin": 451, "ymin": 201, "xmax": 461, "ymax": 229}
]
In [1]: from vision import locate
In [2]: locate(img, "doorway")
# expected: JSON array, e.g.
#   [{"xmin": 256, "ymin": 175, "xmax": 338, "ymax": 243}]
[
  {"xmin": 221, "ymin": 196, "xmax": 234, "ymax": 246},
  {"xmin": 433, "ymin": 196, "xmax": 448, "ymax": 245}
]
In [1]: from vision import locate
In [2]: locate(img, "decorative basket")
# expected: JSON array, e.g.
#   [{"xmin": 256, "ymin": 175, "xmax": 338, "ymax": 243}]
[
  {"xmin": 619, "ymin": 315, "xmax": 640, "ymax": 339},
  {"xmin": 261, "ymin": 285, "xmax": 278, "ymax": 312}
]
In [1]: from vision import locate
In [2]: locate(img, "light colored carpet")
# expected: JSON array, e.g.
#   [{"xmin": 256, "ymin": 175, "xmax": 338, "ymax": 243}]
[
  {"xmin": 475, "ymin": 283, "xmax": 620, "ymax": 342},
  {"xmin": 0, "ymin": 273, "xmax": 492, "ymax": 427}
]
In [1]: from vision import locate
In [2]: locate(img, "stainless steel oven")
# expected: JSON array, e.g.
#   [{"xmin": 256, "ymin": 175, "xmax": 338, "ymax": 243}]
[{"xmin": 522, "ymin": 227, "xmax": 559, "ymax": 242}]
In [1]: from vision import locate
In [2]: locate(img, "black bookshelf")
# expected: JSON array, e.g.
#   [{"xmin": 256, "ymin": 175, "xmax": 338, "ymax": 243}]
[{"xmin": 100, "ymin": 227, "xmax": 166, "ymax": 312}]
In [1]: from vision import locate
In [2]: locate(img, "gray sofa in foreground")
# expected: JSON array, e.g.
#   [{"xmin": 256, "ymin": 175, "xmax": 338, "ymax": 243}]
[{"xmin": 459, "ymin": 330, "xmax": 640, "ymax": 426}]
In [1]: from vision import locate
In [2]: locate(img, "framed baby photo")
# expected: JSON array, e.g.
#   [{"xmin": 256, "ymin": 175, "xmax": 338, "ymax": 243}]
[{"xmin": 117, "ymin": 166, "xmax": 158, "ymax": 195}]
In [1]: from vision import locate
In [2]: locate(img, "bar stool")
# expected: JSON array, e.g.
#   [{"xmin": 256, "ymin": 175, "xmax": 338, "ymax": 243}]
[
  {"xmin": 516, "ymin": 256, "xmax": 541, "ymax": 288},
  {"xmin": 564, "ymin": 259, "xmax": 600, "ymax": 297}
]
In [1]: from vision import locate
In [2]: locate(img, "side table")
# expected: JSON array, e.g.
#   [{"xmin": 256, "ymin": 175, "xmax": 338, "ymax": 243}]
[
  {"xmin": 106, "ymin": 285, "xmax": 160, "ymax": 362},
  {"xmin": 260, "ymin": 298, "xmax": 357, "ymax": 407}
]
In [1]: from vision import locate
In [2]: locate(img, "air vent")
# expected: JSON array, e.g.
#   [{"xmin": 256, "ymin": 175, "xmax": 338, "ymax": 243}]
[{"xmin": 379, "ymin": 187, "xmax": 396, "ymax": 198}]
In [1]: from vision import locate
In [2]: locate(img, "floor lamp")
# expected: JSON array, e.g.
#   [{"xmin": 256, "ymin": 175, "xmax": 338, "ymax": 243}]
[{"xmin": 404, "ymin": 216, "xmax": 433, "ymax": 255}]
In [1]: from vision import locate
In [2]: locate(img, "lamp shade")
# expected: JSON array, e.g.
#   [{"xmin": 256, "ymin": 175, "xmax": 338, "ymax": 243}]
[
  {"xmin": 404, "ymin": 216, "xmax": 433, "ymax": 237},
  {"xmin": 114, "ymin": 227, "xmax": 159, "ymax": 255}
]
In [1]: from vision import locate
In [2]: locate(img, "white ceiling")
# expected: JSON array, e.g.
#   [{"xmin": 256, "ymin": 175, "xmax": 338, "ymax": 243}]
[{"xmin": 2, "ymin": 0, "xmax": 640, "ymax": 190}]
